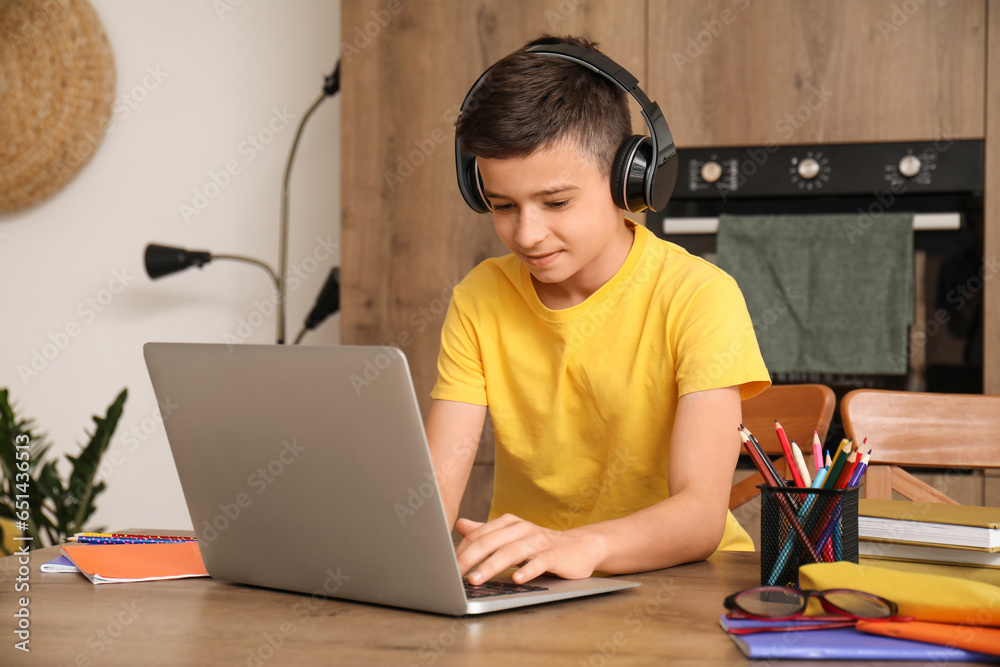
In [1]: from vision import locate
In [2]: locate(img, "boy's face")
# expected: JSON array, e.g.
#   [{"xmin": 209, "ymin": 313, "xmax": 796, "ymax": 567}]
[{"xmin": 477, "ymin": 140, "xmax": 632, "ymax": 304}]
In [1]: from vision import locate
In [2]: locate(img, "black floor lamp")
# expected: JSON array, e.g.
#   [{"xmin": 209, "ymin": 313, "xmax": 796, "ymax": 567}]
[{"xmin": 144, "ymin": 62, "xmax": 341, "ymax": 345}]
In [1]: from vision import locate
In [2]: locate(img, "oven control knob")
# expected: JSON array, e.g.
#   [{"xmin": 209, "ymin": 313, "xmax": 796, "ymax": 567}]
[
  {"xmin": 700, "ymin": 160, "xmax": 723, "ymax": 183},
  {"xmin": 898, "ymin": 154, "xmax": 922, "ymax": 178},
  {"xmin": 797, "ymin": 157, "xmax": 820, "ymax": 180}
]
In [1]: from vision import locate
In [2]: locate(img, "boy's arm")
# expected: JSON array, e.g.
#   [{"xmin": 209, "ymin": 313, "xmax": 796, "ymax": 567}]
[
  {"xmin": 425, "ymin": 398, "xmax": 488, "ymax": 530},
  {"xmin": 455, "ymin": 385, "xmax": 742, "ymax": 584}
]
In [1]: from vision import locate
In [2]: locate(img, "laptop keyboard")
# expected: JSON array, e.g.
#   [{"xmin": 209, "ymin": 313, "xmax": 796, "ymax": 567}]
[{"xmin": 464, "ymin": 580, "xmax": 549, "ymax": 599}]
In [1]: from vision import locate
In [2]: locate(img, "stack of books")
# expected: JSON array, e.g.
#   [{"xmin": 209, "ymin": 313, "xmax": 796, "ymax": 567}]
[{"xmin": 859, "ymin": 499, "xmax": 1000, "ymax": 585}]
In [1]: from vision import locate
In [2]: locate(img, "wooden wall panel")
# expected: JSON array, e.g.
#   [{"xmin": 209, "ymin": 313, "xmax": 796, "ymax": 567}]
[
  {"xmin": 341, "ymin": 0, "xmax": 647, "ymax": 521},
  {"xmin": 987, "ymin": 0, "xmax": 1000, "ymax": 394},
  {"xmin": 649, "ymin": 0, "xmax": 986, "ymax": 147}
]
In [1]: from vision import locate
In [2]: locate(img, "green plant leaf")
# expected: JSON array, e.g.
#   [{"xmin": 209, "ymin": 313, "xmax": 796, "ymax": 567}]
[{"xmin": 0, "ymin": 387, "xmax": 126, "ymax": 550}]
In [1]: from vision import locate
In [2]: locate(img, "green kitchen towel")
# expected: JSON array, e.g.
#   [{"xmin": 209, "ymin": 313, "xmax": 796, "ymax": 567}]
[{"xmin": 716, "ymin": 213, "xmax": 914, "ymax": 375}]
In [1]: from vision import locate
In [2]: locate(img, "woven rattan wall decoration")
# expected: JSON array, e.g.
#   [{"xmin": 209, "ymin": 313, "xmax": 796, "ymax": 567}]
[{"xmin": 0, "ymin": 0, "xmax": 116, "ymax": 213}]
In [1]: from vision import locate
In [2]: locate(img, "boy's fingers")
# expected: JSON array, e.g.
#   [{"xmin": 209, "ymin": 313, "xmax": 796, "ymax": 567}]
[
  {"xmin": 455, "ymin": 514, "xmax": 525, "ymax": 558},
  {"xmin": 512, "ymin": 557, "xmax": 548, "ymax": 584},
  {"xmin": 467, "ymin": 539, "xmax": 541, "ymax": 584},
  {"xmin": 456, "ymin": 520, "xmax": 522, "ymax": 563},
  {"xmin": 457, "ymin": 521, "xmax": 543, "ymax": 576},
  {"xmin": 454, "ymin": 518, "xmax": 483, "ymax": 536}
]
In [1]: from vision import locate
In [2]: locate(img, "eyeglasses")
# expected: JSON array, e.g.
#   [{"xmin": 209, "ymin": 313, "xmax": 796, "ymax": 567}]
[{"xmin": 725, "ymin": 586, "xmax": 899, "ymax": 622}]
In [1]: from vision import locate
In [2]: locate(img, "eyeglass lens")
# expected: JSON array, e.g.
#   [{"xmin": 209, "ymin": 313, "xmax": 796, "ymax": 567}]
[
  {"xmin": 736, "ymin": 588, "xmax": 894, "ymax": 619},
  {"xmin": 820, "ymin": 591, "xmax": 894, "ymax": 618},
  {"xmin": 736, "ymin": 588, "xmax": 803, "ymax": 617}
]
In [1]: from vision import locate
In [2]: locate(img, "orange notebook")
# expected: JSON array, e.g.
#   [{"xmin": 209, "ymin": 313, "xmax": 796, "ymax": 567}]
[
  {"xmin": 857, "ymin": 620, "xmax": 1000, "ymax": 657},
  {"xmin": 60, "ymin": 542, "xmax": 208, "ymax": 584}
]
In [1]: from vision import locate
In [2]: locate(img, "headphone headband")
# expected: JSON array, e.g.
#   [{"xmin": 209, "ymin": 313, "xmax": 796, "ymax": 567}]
[{"xmin": 455, "ymin": 42, "xmax": 677, "ymax": 214}]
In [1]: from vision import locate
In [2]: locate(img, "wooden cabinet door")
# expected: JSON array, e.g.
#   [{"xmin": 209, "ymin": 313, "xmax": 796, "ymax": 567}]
[{"xmin": 649, "ymin": 0, "xmax": 985, "ymax": 147}]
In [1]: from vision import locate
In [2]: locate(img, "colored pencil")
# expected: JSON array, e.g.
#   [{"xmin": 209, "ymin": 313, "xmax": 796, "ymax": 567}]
[
  {"xmin": 847, "ymin": 451, "xmax": 871, "ymax": 487},
  {"xmin": 67, "ymin": 536, "xmax": 195, "ymax": 545},
  {"xmin": 740, "ymin": 425, "xmax": 786, "ymax": 487},
  {"xmin": 822, "ymin": 441, "xmax": 853, "ymax": 490},
  {"xmin": 790, "ymin": 442, "xmax": 812, "ymax": 487},
  {"xmin": 738, "ymin": 428, "xmax": 822, "ymax": 563},
  {"xmin": 834, "ymin": 451, "xmax": 859, "ymax": 489},
  {"xmin": 831, "ymin": 438, "xmax": 848, "ymax": 466},
  {"xmin": 768, "ymin": 468, "xmax": 829, "ymax": 585},
  {"xmin": 812, "ymin": 430, "xmax": 823, "ymax": 474},
  {"xmin": 73, "ymin": 533, "xmax": 196, "ymax": 541},
  {"xmin": 775, "ymin": 420, "xmax": 804, "ymax": 486},
  {"xmin": 739, "ymin": 428, "xmax": 779, "ymax": 487}
]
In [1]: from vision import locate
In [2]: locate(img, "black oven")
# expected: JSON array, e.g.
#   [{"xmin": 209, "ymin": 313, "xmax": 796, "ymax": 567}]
[{"xmin": 649, "ymin": 140, "xmax": 985, "ymax": 401}]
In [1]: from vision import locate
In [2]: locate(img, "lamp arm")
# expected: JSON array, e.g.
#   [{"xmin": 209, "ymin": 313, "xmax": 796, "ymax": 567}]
[
  {"xmin": 279, "ymin": 92, "xmax": 329, "ymax": 346},
  {"xmin": 210, "ymin": 254, "xmax": 281, "ymax": 291}
]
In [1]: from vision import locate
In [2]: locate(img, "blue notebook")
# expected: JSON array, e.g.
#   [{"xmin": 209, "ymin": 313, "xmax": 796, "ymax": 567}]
[{"xmin": 720, "ymin": 616, "xmax": 1000, "ymax": 662}]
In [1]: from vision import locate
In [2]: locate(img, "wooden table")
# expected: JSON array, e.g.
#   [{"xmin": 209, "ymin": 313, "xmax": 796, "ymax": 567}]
[{"xmin": 0, "ymin": 547, "xmax": 982, "ymax": 666}]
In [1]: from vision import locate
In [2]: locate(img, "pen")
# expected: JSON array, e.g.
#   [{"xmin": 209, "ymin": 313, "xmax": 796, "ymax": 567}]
[{"xmin": 775, "ymin": 420, "xmax": 804, "ymax": 487}]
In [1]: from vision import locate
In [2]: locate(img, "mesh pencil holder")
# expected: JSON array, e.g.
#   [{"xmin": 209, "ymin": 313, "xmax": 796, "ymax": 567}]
[{"xmin": 758, "ymin": 484, "xmax": 859, "ymax": 588}]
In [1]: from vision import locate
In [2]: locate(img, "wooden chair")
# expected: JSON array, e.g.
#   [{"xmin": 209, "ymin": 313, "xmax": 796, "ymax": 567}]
[
  {"xmin": 731, "ymin": 384, "xmax": 836, "ymax": 511},
  {"xmin": 840, "ymin": 389, "xmax": 1000, "ymax": 503}
]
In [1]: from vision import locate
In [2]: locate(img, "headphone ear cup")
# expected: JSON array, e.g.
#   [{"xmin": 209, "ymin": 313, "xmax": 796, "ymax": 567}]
[
  {"xmin": 610, "ymin": 135, "xmax": 652, "ymax": 213},
  {"xmin": 456, "ymin": 151, "xmax": 491, "ymax": 214},
  {"xmin": 468, "ymin": 158, "xmax": 490, "ymax": 213}
]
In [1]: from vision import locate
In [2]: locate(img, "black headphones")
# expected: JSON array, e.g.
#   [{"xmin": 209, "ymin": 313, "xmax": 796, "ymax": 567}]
[{"xmin": 455, "ymin": 42, "xmax": 677, "ymax": 214}]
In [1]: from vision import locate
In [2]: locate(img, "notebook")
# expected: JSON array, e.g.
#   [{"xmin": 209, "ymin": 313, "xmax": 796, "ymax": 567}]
[
  {"xmin": 143, "ymin": 342, "xmax": 639, "ymax": 615},
  {"xmin": 860, "ymin": 499, "xmax": 1000, "ymax": 549},
  {"xmin": 720, "ymin": 615, "xmax": 1000, "ymax": 662},
  {"xmin": 59, "ymin": 542, "xmax": 208, "ymax": 583}
]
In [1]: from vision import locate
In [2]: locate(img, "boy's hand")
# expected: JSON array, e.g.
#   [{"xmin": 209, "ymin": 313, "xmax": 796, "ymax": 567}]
[{"xmin": 454, "ymin": 514, "xmax": 606, "ymax": 584}]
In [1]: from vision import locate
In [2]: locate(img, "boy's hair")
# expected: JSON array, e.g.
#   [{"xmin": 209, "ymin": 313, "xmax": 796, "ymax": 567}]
[{"xmin": 456, "ymin": 35, "xmax": 631, "ymax": 178}]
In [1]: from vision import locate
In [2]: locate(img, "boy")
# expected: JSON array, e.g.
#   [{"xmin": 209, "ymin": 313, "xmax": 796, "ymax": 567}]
[{"xmin": 427, "ymin": 36, "xmax": 770, "ymax": 586}]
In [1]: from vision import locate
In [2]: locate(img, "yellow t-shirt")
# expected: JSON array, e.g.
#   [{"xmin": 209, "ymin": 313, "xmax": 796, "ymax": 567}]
[{"xmin": 431, "ymin": 223, "xmax": 770, "ymax": 551}]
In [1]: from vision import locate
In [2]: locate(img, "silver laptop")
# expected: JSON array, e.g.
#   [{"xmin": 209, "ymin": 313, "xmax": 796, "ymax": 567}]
[{"xmin": 143, "ymin": 342, "xmax": 639, "ymax": 615}]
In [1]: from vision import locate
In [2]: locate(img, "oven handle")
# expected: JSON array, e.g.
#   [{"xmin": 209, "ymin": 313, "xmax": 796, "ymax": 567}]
[{"xmin": 662, "ymin": 212, "xmax": 960, "ymax": 234}]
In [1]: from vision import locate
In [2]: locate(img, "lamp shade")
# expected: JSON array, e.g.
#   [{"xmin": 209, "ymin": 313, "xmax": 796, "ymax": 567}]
[{"xmin": 144, "ymin": 244, "xmax": 212, "ymax": 279}]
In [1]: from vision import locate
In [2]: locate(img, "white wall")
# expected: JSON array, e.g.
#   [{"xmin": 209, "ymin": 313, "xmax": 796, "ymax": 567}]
[{"xmin": 1, "ymin": 0, "xmax": 341, "ymax": 533}]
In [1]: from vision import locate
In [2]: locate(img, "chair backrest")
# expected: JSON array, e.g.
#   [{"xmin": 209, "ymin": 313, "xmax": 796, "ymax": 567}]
[
  {"xmin": 741, "ymin": 384, "xmax": 837, "ymax": 457},
  {"xmin": 840, "ymin": 389, "xmax": 1000, "ymax": 502},
  {"xmin": 731, "ymin": 384, "xmax": 836, "ymax": 511}
]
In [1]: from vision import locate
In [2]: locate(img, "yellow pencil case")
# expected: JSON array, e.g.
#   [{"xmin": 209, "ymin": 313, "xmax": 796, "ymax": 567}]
[{"xmin": 799, "ymin": 561, "xmax": 1000, "ymax": 627}]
